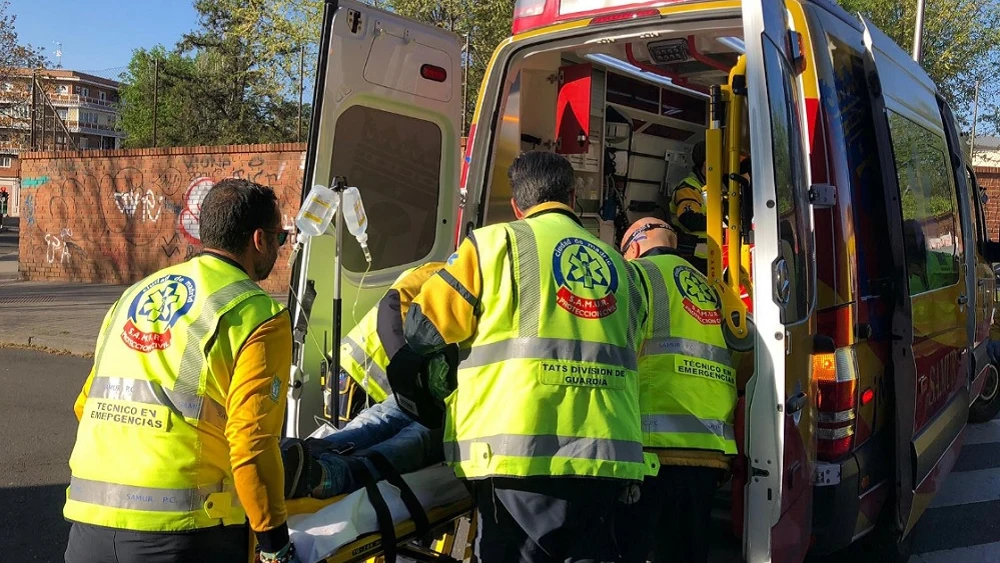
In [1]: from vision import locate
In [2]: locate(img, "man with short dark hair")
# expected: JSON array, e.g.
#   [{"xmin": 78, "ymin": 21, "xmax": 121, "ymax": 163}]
[
  {"xmin": 64, "ymin": 178, "xmax": 300, "ymax": 563},
  {"xmin": 401, "ymin": 150, "xmax": 651, "ymax": 562}
]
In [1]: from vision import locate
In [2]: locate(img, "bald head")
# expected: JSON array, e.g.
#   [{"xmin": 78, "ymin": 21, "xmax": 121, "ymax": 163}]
[{"xmin": 620, "ymin": 217, "xmax": 677, "ymax": 260}]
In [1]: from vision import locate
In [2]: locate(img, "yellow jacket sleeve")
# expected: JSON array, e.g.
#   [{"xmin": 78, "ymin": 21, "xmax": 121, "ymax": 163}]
[
  {"xmin": 673, "ymin": 184, "xmax": 704, "ymax": 216},
  {"xmin": 74, "ymin": 298, "xmax": 124, "ymax": 421},
  {"xmin": 405, "ymin": 237, "xmax": 483, "ymax": 354},
  {"xmin": 225, "ymin": 310, "xmax": 292, "ymax": 549}
]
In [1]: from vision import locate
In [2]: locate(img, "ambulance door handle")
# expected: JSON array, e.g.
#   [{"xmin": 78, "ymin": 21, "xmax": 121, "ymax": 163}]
[
  {"xmin": 958, "ymin": 294, "xmax": 969, "ymax": 306},
  {"xmin": 786, "ymin": 392, "xmax": 808, "ymax": 415}
]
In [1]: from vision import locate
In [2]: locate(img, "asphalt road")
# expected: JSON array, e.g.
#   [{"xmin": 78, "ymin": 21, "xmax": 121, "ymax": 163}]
[
  {"xmin": 0, "ymin": 347, "xmax": 89, "ymax": 561},
  {"xmin": 1, "ymin": 346, "xmax": 998, "ymax": 562}
]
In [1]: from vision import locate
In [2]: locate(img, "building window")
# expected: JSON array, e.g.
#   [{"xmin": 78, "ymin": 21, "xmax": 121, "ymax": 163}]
[
  {"xmin": 0, "ymin": 157, "xmax": 11, "ymax": 168},
  {"xmin": 81, "ymin": 87, "xmax": 90, "ymax": 98},
  {"xmin": 99, "ymin": 91, "xmax": 106, "ymax": 101},
  {"xmin": 57, "ymin": 108, "xmax": 68, "ymax": 120},
  {"xmin": 1, "ymin": 82, "xmax": 12, "ymax": 92},
  {"xmin": 57, "ymin": 84, "xmax": 69, "ymax": 94}
]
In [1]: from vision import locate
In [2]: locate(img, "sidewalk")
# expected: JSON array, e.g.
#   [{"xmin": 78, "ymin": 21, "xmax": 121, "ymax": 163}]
[
  {"xmin": 0, "ymin": 279, "xmax": 292, "ymax": 357},
  {"xmin": 0, "ymin": 280, "xmax": 127, "ymax": 357}
]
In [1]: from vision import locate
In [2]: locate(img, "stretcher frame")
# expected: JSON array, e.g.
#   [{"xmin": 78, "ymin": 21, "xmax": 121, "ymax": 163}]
[{"xmin": 250, "ymin": 495, "xmax": 475, "ymax": 563}]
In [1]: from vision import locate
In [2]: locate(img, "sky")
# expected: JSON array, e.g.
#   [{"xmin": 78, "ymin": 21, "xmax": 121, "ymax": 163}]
[{"xmin": 10, "ymin": 0, "xmax": 200, "ymax": 79}]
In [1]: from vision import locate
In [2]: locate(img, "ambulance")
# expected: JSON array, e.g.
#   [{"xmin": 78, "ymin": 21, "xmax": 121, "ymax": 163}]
[{"xmin": 288, "ymin": 0, "xmax": 1000, "ymax": 560}]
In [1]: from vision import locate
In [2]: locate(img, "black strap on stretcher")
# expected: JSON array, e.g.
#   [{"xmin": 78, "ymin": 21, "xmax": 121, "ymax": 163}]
[{"xmin": 339, "ymin": 452, "xmax": 432, "ymax": 563}]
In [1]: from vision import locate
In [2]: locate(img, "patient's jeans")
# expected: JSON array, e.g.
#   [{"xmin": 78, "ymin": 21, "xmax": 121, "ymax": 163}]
[{"xmin": 313, "ymin": 395, "xmax": 444, "ymax": 499}]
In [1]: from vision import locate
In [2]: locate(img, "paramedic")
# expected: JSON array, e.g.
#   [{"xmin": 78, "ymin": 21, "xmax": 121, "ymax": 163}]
[
  {"xmin": 615, "ymin": 217, "xmax": 737, "ymax": 563},
  {"xmin": 63, "ymin": 179, "xmax": 301, "ymax": 563},
  {"xmin": 402, "ymin": 150, "xmax": 650, "ymax": 562},
  {"xmin": 281, "ymin": 263, "xmax": 448, "ymax": 500},
  {"xmin": 337, "ymin": 261, "xmax": 446, "ymax": 419},
  {"xmin": 670, "ymin": 140, "xmax": 709, "ymax": 273}
]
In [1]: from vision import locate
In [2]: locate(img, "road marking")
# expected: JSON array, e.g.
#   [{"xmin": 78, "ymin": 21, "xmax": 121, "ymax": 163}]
[
  {"xmin": 928, "ymin": 466, "xmax": 1000, "ymax": 509},
  {"xmin": 964, "ymin": 419, "xmax": 1000, "ymax": 446},
  {"xmin": 909, "ymin": 540, "xmax": 1000, "ymax": 562}
]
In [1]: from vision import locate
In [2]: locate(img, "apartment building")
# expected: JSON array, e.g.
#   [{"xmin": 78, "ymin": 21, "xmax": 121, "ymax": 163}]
[{"xmin": 0, "ymin": 69, "xmax": 125, "ymax": 216}]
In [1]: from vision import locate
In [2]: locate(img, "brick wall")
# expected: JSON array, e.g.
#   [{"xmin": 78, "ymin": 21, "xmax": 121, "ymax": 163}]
[
  {"xmin": 18, "ymin": 144, "xmax": 307, "ymax": 293},
  {"xmin": 976, "ymin": 167, "xmax": 1000, "ymax": 241}
]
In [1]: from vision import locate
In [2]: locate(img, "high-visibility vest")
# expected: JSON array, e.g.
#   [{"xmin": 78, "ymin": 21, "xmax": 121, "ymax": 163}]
[
  {"xmin": 64, "ymin": 255, "xmax": 285, "ymax": 532},
  {"xmin": 444, "ymin": 211, "xmax": 651, "ymax": 481},
  {"xmin": 339, "ymin": 267, "xmax": 424, "ymax": 402},
  {"xmin": 670, "ymin": 173, "xmax": 708, "ymax": 259},
  {"xmin": 631, "ymin": 253, "xmax": 737, "ymax": 454}
]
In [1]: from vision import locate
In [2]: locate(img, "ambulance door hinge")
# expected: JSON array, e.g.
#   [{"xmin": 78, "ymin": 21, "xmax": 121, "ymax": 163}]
[{"xmin": 809, "ymin": 183, "xmax": 836, "ymax": 208}]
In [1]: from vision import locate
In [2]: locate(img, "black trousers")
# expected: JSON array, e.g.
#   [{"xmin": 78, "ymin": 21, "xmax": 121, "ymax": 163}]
[
  {"xmin": 614, "ymin": 465, "xmax": 724, "ymax": 563},
  {"xmin": 471, "ymin": 477, "xmax": 627, "ymax": 563},
  {"xmin": 65, "ymin": 522, "xmax": 249, "ymax": 563}
]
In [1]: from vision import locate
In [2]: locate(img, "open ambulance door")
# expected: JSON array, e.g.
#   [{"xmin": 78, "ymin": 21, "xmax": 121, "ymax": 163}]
[
  {"xmin": 742, "ymin": 1, "xmax": 817, "ymax": 562},
  {"xmin": 860, "ymin": 17, "xmax": 970, "ymax": 542},
  {"xmin": 287, "ymin": 0, "xmax": 463, "ymax": 437}
]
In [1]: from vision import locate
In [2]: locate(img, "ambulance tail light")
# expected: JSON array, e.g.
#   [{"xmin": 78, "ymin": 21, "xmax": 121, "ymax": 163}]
[{"xmin": 814, "ymin": 347, "xmax": 860, "ymax": 461}]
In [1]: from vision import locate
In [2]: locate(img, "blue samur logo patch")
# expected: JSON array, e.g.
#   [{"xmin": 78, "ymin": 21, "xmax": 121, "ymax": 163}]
[
  {"xmin": 121, "ymin": 275, "xmax": 197, "ymax": 352},
  {"xmin": 673, "ymin": 265, "xmax": 721, "ymax": 324},
  {"xmin": 552, "ymin": 237, "xmax": 620, "ymax": 319}
]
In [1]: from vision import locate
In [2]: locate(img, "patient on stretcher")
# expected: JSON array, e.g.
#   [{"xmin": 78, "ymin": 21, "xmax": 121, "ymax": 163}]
[{"xmin": 281, "ymin": 396, "xmax": 444, "ymax": 500}]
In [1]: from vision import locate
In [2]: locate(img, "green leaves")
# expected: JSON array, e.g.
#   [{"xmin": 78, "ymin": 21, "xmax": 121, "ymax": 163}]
[{"xmin": 838, "ymin": 0, "xmax": 1000, "ymax": 132}]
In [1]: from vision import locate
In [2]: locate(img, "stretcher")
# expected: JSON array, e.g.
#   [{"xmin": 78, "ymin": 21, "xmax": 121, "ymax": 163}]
[{"xmin": 251, "ymin": 464, "xmax": 475, "ymax": 563}]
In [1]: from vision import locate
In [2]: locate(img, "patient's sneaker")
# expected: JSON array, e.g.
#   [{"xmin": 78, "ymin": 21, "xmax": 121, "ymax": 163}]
[{"xmin": 280, "ymin": 438, "xmax": 324, "ymax": 499}]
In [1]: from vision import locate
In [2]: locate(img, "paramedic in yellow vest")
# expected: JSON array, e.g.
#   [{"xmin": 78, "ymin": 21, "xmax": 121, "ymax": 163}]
[
  {"xmin": 671, "ymin": 140, "xmax": 709, "ymax": 274},
  {"xmin": 615, "ymin": 217, "xmax": 737, "ymax": 563},
  {"xmin": 402, "ymin": 151, "xmax": 650, "ymax": 562},
  {"xmin": 337, "ymin": 262, "xmax": 446, "ymax": 420},
  {"xmin": 63, "ymin": 179, "xmax": 301, "ymax": 563}
]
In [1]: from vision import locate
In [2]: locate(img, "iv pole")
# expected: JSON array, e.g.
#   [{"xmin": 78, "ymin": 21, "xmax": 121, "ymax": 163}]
[{"xmin": 324, "ymin": 176, "xmax": 347, "ymax": 427}]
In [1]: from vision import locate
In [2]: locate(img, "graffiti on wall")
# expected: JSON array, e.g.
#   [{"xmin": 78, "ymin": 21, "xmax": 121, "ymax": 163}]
[
  {"xmin": 45, "ymin": 228, "xmax": 73, "ymax": 265},
  {"xmin": 17, "ymin": 147, "xmax": 305, "ymax": 290},
  {"xmin": 178, "ymin": 177, "xmax": 216, "ymax": 244}
]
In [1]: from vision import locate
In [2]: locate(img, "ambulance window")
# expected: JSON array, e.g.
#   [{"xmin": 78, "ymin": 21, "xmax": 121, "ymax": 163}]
[
  {"xmin": 329, "ymin": 105, "xmax": 443, "ymax": 272},
  {"xmin": 886, "ymin": 112, "xmax": 962, "ymax": 295},
  {"xmin": 763, "ymin": 42, "xmax": 812, "ymax": 323}
]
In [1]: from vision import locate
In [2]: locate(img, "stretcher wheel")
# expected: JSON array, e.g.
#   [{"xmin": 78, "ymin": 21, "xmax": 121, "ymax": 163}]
[{"xmin": 723, "ymin": 312, "xmax": 755, "ymax": 352}]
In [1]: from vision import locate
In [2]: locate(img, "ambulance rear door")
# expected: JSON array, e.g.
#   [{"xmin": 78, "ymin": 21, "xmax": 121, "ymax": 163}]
[
  {"xmin": 742, "ymin": 1, "xmax": 818, "ymax": 561},
  {"xmin": 289, "ymin": 0, "xmax": 463, "ymax": 436}
]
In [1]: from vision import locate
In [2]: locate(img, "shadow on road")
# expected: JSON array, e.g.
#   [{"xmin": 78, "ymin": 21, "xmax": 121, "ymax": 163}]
[{"xmin": 0, "ymin": 483, "xmax": 71, "ymax": 561}]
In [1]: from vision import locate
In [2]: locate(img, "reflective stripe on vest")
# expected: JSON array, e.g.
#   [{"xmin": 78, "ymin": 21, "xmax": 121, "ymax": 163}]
[
  {"xmin": 87, "ymin": 376, "xmax": 227, "ymax": 429},
  {"xmin": 641, "ymin": 337, "xmax": 732, "ymax": 368},
  {"xmin": 459, "ymin": 337, "xmax": 638, "ymax": 372},
  {"xmin": 68, "ymin": 476, "xmax": 225, "ymax": 513},
  {"xmin": 640, "ymin": 414, "xmax": 735, "ymax": 442},
  {"xmin": 633, "ymin": 255, "xmax": 736, "ymax": 454},
  {"xmin": 342, "ymin": 334, "xmax": 391, "ymax": 393},
  {"xmin": 445, "ymin": 214, "xmax": 648, "ymax": 480},
  {"xmin": 444, "ymin": 434, "xmax": 644, "ymax": 464}
]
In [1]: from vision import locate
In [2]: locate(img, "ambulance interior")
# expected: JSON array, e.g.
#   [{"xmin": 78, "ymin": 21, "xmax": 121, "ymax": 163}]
[{"xmin": 481, "ymin": 19, "xmax": 760, "ymax": 550}]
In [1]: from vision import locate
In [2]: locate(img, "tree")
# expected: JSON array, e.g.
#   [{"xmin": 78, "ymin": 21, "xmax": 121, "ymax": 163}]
[
  {"xmin": 117, "ymin": 0, "xmax": 316, "ymax": 147},
  {"xmin": 838, "ymin": 0, "xmax": 1000, "ymax": 133},
  {"xmin": 0, "ymin": 0, "xmax": 48, "ymax": 149}
]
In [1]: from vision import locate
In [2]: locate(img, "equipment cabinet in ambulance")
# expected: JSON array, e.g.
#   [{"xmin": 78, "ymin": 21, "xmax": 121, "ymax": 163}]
[{"xmin": 288, "ymin": 0, "xmax": 999, "ymax": 561}]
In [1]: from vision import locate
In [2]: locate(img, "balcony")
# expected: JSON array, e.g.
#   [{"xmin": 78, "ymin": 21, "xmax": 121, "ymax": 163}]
[
  {"xmin": 64, "ymin": 120, "xmax": 125, "ymax": 137},
  {"xmin": 48, "ymin": 93, "xmax": 118, "ymax": 108}
]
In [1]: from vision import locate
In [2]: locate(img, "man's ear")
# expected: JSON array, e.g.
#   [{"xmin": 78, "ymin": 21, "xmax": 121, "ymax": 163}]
[
  {"xmin": 252, "ymin": 228, "xmax": 267, "ymax": 252},
  {"xmin": 623, "ymin": 241, "xmax": 639, "ymax": 260},
  {"xmin": 511, "ymin": 198, "xmax": 525, "ymax": 219}
]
